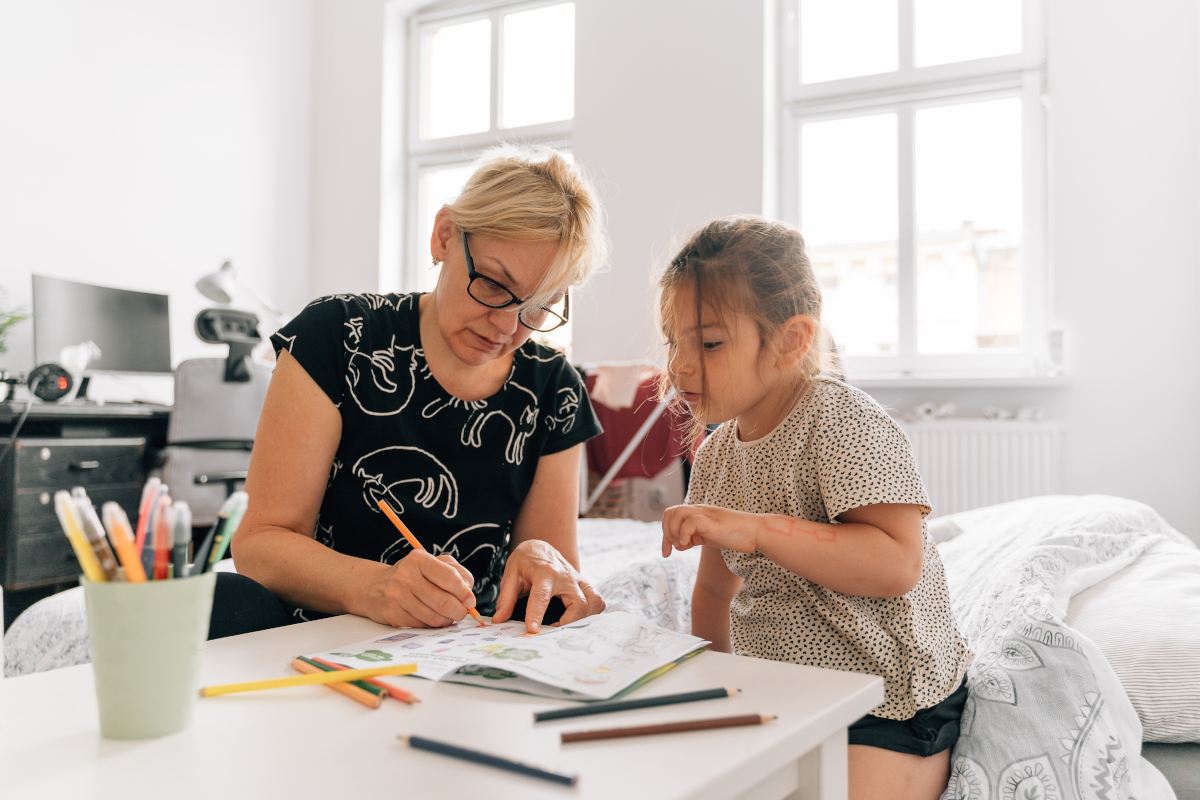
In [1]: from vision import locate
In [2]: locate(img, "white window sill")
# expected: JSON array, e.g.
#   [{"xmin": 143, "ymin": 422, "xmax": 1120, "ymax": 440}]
[{"xmin": 846, "ymin": 373, "xmax": 1069, "ymax": 390}]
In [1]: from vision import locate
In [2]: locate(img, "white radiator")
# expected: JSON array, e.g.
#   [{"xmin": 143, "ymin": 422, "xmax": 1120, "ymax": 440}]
[{"xmin": 896, "ymin": 419, "xmax": 1064, "ymax": 517}]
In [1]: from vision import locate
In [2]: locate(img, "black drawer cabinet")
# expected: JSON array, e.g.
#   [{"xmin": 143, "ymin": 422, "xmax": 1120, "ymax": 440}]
[
  {"xmin": 0, "ymin": 438, "xmax": 145, "ymax": 589},
  {"xmin": 14, "ymin": 440, "xmax": 142, "ymax": 487}
]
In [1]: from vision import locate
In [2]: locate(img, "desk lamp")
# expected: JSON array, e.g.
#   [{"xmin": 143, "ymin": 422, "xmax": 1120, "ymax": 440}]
[{"xmin": 195, "ymin": 260, "xmax": 285, "ymax": 322}]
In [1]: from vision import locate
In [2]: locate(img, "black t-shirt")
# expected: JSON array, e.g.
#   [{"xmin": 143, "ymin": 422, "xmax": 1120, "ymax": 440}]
[{"xmin": 270, "ymin": 292, "xmax": 602, "ymax": 618}]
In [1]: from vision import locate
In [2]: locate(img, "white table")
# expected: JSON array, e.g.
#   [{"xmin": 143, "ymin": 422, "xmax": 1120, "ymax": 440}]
[{"xmin": 1, "ymin": 614, "xmax": 882, "ymax": 800}]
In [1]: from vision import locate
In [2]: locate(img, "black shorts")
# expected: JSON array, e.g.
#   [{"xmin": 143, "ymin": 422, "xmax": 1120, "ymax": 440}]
[{"xmin": 848, "ymin": 678, "xmax": 968, "ymax": 757}]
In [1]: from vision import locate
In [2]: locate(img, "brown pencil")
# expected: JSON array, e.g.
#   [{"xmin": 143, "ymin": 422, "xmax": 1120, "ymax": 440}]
[
  {"xmin": 560, "ymin": 713, "xmax": 775, "ymax": 743},
  {"xmin": 290, "ymin": 658, "xmax": 383, "ymax": 709}
]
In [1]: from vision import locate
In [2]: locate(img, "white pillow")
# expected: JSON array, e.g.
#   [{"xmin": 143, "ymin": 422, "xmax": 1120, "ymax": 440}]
[{"xmin": 1064, "ymin": 537, "xmax": 1200, "ymax": 743}]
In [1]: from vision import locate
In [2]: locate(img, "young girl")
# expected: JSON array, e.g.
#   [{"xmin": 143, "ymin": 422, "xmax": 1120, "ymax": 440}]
[{"xmin": 659, "ymin": 217, "xmax": 973, "ymax": 800}]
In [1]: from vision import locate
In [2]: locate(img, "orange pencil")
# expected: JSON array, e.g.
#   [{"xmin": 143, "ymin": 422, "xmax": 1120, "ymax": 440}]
[
  {"xmin": 151, "ymin": 495, "xmax": 173, "ymax": 581},
  {"xmin": 376, "ymin": 499, "xmax": 486, "ymax": 627},
  {"xmin": 290, "ymin": 659, "xmax": 382, "ymax": 709},
  {"xmin": 310, "ymin": 656, "xmax": 420, "ymax": 704},
  {"xmin": 101, "ymin": 502, "xmax": 147, "ymax": 582}
]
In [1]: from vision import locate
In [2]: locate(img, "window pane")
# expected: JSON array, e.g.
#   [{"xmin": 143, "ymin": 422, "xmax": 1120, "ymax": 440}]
[
  {"xmin": 915, "ymin": 98, "xmax": 1022, "ymax": 353},
  {"xmin": 800, "ymin": 0, "xmax": 897, "ymax": 84},
  {"xmin": 418, "ymin": 163, "xmax": 475, "ymax": 292},
  {"xmin": 801, "ymin": 114, "xmax": 898, "ymax": 356},
  {"xmin": 422, "ymin": 19, "xmax": 491, "ymax": 139},
  {"xmin": 502, "ymin": 3, "xmax": 574, "ymax": 128},
  {"xmin": 915, "ymin": 0, "xmax": 1022, "ymax": 67}
]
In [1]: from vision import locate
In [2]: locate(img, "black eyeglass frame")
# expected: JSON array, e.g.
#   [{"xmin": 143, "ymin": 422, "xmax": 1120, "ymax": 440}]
[{"xmin": 460, "ymin": 230, "xmax": 570, "ymax": 332}]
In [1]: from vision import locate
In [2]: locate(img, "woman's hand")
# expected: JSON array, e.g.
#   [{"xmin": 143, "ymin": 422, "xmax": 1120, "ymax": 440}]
[
  {"xmin": 363, "ymin": 550, "xmax": 478, "ymax": 629},
  {"xmin": 661, "ymin": 504, "xmax": 762, "ymax": 556},
  {"xmin": 492, "ymin": 539, "xmax": 606, "ymax": 632}
]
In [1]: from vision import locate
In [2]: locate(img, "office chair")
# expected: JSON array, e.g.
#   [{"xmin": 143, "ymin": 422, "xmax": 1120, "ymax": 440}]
[{"xmin": 161, "ymin": 310, "xmax": 271, "ymax": 527}]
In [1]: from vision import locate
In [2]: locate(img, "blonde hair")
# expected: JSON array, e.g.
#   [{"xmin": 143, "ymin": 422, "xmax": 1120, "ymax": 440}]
[
  {"xmin": 657, "ymin": 216, "xmax": 833, "ymax": 441},
  {"xmin": 441, "ymin": 145, "xmax": 607, "ymax": 308}
]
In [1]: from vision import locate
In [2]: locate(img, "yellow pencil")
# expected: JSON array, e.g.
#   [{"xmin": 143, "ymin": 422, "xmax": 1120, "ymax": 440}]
[
  {"xmin": 377, "ymin": 498, "xmax": 487, "ymax": 627},
  {"xmin": 54, "ymin": 491, "xmax": 106, "ymax": 582},
  {"xmin": 198, "ymin": 663, "xmax": 418, "ymax": 697}
]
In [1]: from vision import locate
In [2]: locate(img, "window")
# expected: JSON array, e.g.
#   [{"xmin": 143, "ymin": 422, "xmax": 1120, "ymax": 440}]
[
  {"xmin": 779, "ymin": 0, "xmax": 1047, "ymax": 378},
  {"xmin": 406, "ymin": 1, "xmax": 575, "ymax": 351}
]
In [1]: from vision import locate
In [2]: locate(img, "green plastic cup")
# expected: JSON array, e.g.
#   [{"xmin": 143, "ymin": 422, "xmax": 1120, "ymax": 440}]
[{"xmin": 82, "ymin": 572, "xmax": 216, "ymax": 740}]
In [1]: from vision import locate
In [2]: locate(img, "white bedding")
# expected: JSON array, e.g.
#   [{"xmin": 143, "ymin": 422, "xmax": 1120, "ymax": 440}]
[
  {"xmin": 930, "ymin": 496, "xmax": 1177, "ymax": 799},
  {"xmin": 577, "ymin": 517, "xmax": 700, "ymax": 634},
  {"xmin": 1065, "ymin": 537, "xmax": 1200, "ymax": 743}
]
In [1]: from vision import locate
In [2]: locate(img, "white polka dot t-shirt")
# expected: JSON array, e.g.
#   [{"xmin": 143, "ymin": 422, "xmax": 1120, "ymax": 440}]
[{"xmin": 687, "ymin": 376, "xmax": 973, "ymax": 720}]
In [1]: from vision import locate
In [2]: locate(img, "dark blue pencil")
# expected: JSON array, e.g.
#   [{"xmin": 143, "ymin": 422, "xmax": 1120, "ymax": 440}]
[
  {"xmin": 398, "ymin": 735, "xmax": 578, "ymax": 787},
  {"xmin": 534, "ymin": 687, "xmax": 739, "ymax": 722}
]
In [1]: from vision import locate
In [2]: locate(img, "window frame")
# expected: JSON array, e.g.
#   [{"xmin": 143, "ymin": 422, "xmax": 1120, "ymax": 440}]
[
  {"xmin": 777, "ymin": 0, "xmax": 1050, "ymax": 379},
  {"xmin": 404, "ymin": 0, "xmax": 574, "ymax": 293}
]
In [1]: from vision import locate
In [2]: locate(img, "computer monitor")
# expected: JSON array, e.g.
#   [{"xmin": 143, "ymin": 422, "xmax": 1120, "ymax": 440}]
[{"xmin": 32, "ymin": 275, "xmax": 172, "ymax": 374}]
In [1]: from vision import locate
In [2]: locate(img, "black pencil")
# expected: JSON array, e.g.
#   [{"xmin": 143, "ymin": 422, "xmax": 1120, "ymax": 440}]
[
  {"xmin": 191, "ymin": 514, "xmax": 225, "ymax": 575},
  {"xmin": 398, "ymin": 735, "xmax": 578, "ymax": 787},
  {"xmin": 534, "ymin": 687, "xmax": 739, "ymax": 722}
]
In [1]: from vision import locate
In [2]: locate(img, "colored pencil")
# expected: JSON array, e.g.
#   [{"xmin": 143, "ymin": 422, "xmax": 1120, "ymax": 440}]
[
  {"xmin": 71, "ymin": 488, "xmax": 121, "ymax": 581},
  {"xmin": 199, "ymin": 662, "xmax": 417, "ymax": 697},
  {"xmin": 151, "ymin": 494, "xmax": 173, "ymax": 581},
  {"xmin": 53, "ymin": 491, "xmax": 106, "ymax": 582},
  {"xmin": 290, "ymin": 659, "xmax": 382, "ymax": 709},
  {"xmin": 534, "ymin": 687, "xmax": 739, "ymax": 722},
  {"xmin": 310, "ymin": 655, "xmax": 420, "ymax": 704},
  {"xmin": 377, "ymin": 498, "xmax": 487, "ymax": 627},
  {"xmin": 172, "ymin": 500, "xmax": 191, "ymax": 579},
  {"xmin": 208, "ymin": 491, "xmax": 248, "ymax": 567},
  {"xmin": 398, "ymin": 735, "xmax": 578, "ymax": 787},
  {"xmin": 101, "ymin": 502, "xmax": 147, "ymax": 582},
  {"xmin": 560, "ymin": 713, "xmax": 776, "ymax": 743},
  {"xmin": 295, "ymin": 656, "xmax": 387, "ymax": 699},
  {"xmin": 133, "ymin": 477, "xmax": 161, "ymax": 556},
  {"xmin": 192, "ymin": 498, "xmax": 234, "ymax": 575},
  {"xmin": 140, "ymin": 483, "xmax": 169, "ymax": 578}
]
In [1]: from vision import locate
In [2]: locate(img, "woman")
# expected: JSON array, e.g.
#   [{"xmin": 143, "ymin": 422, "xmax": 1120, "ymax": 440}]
[{"xmin": 220, "ymin": 146, "xmax": 607, "ymax": 636}]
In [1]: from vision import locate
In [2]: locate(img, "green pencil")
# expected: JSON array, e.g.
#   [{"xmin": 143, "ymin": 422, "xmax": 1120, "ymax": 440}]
[{"xmin": 296, "ymin": 656, "xmax": 388, "ymax": 698}]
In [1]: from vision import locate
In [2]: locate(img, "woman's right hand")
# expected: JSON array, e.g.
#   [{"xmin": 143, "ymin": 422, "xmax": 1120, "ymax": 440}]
[{"xmin": 364, "ymin": 551, "xmax": 478, "ymax": 628}]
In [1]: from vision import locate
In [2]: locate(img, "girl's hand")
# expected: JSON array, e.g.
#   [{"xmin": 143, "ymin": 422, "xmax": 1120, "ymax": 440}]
[
  {"xmin": 661, "ymin": 504, "xmax": 761, "ymax": 556},
  {"xmin": 365, "ymin": 550, "xmax": 478, "ymax": 628},
  {"xmin": 492, "ymin": 539, "xmax": 606, "ymax": 632}
]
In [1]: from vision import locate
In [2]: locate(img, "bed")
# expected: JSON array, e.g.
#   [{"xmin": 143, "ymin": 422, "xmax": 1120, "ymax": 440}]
[{"xmin": 7, "ymin": 495, "xmax": 1199, "ymax": 798}]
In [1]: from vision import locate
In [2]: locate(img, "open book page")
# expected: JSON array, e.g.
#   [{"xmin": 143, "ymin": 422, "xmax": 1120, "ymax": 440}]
[{"xmin": 307, "ymin": 611, "xmax": 709, "ymax": 701}]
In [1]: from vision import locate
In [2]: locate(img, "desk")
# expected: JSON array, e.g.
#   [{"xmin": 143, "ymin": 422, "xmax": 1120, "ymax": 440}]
[
  {"xmin": 1, "ymin": 614, "xmax": 883, "ymax": 800},
  {"xmin": 0, "ymin": 402, "xmax": 170, "ymax": 591}
]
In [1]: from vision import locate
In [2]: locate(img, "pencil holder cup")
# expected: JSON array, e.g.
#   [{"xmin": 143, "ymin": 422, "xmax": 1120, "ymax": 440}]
[{"xmin": 82, "ymin": 572, "xmax": 216, "ymax": 740}]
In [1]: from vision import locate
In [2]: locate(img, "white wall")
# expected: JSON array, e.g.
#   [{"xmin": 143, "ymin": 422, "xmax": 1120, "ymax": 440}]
[
  {"xmin": 310, "ymin": 0, "xmax": 390, "ymax": 299},
  {"xmin": 570, "ymin": 0, "xmax": 767, "ymax": 364},
  {"xmin": 0, "ymin": 0, "xmax": 315, "ymax": 397}
]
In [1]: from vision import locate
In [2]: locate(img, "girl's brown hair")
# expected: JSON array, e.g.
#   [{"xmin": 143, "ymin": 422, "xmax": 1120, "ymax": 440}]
[{"xmin": 656, "ymin": 215, "xmax": 834, "ymax": 440}]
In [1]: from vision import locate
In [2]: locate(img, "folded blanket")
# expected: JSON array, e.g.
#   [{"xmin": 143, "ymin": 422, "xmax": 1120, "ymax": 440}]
[{"xmin": 937, "ymin": 495, "xmax": 1177, "ymax": 800}]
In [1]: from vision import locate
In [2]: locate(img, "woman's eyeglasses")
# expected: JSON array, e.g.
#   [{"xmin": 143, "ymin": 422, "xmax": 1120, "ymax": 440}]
[{"xmin": 461, "ymin": 231, "xmax": 569, "ymax": 332}]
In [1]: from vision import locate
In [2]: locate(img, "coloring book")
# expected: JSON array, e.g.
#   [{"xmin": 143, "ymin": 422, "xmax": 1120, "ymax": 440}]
[{"xmin": 307, "ymin": 611, "xmax": 709, "ymax": 701}]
